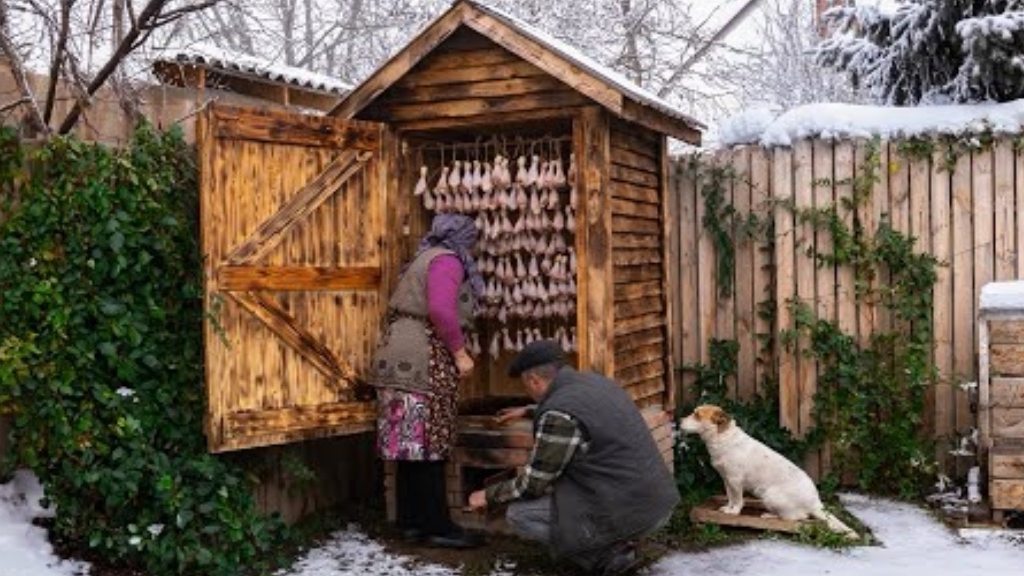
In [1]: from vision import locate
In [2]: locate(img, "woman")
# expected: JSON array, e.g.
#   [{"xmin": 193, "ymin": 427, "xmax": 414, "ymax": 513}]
[{"xmin": 369, "ymin": 212, "xmax": 484, "ymax": 549}]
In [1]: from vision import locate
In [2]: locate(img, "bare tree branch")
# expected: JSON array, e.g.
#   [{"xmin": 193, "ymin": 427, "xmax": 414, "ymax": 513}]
[
  {"xmin": 43, "ymin": 0, "xmax": 73, "ymax": 125},
  {"xmin": 0, "ymin": 96, "xmax": 31, "ymax": 114},
  {"xmin": 0, "ymin": 0, "xmax": 48, "ymax": 134},
  {"xmin": 56, "ymin": 0, "xmax": 222, "ymax": 134}
]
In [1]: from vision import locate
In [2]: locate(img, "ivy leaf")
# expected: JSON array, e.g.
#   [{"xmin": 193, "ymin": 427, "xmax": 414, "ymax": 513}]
[
  {"xmin": 109, "ymin": 231, "xmax": 125, "ymax": 252},
  {"xmin": 99, "ymin": 299, "xmax": 124, "ymax": 316}
]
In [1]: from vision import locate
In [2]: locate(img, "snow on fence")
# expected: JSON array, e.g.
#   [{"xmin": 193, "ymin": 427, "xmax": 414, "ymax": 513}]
[{"xmin": 668, "ymin": 137, "xmax": 1024, "ymax": 478}]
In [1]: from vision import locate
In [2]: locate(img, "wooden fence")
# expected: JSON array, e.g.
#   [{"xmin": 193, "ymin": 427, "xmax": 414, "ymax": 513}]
[{"xmin": 668, "ymin": 137, "xmax": 1024, "ymax": 478}]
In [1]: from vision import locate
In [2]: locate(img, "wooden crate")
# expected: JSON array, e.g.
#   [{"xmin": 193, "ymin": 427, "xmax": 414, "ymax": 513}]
[
  {"xmin": 979, "ymin": 313, "xmax": 1024, "ymax": 521},
  {"xmin": 989, "ymin": 445, "xmax": 1024, "ymax": 518}
]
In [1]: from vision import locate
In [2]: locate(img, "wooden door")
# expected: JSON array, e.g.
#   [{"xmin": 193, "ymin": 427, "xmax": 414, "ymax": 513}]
[{"xmin": 199, "ymin": 104, "xmax": 387, "ymax": 452}]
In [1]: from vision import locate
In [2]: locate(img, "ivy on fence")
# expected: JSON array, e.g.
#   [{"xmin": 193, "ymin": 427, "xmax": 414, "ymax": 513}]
[{"xmin": 682, "ymin": 137, "xmax": 940, "ymax": 499}]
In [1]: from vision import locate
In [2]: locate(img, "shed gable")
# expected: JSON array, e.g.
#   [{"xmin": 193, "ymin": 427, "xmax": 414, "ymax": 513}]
[{"xmin": 360, "ymin": 27, "xmax": 591, "ymax": 129}]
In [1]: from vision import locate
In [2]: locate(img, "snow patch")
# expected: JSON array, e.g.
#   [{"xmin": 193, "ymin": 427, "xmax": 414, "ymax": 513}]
[
  {"xmin": 980, "ymin": 280, "xmax": 1024, "ymax": 312},
  {"xmin": 0, "ymin": 470, "xmax": 90, "ymax": 576}
]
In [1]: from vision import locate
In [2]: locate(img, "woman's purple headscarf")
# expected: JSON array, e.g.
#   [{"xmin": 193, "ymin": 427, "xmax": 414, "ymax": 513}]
[{"xmin": 411, "ymin": 213, "xmax": 484, "ymax": 297}]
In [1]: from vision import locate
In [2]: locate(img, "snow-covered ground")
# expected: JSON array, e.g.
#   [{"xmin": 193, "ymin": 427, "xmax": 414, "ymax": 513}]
[{"xmin": 3, "ymin": 470, "xmax": 1022, "ymax": 576}]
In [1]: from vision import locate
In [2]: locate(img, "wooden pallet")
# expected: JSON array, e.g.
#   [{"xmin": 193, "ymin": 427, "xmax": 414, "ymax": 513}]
[{"xmin": 690, "ymin": 496, "xmax": 813, "ymax": 534}]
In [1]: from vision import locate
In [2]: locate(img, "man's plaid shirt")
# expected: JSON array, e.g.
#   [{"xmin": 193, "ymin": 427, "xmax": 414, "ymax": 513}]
[{"xmin": 484, "ymin": 409, "xmax": 587, "ymax": 506}]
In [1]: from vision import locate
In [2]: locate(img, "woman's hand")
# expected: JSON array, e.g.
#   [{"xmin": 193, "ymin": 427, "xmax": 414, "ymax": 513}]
[
  {"xmin": 454, "ymin": 348, "xmax": 474, "ymax": 379},
  {"xmin": 494, "ymin": 406, "xmax": 530, "ymax": 425},
  {"xmin": 466, "ymin": 489, "xmax": 488, "ymax": 513}
]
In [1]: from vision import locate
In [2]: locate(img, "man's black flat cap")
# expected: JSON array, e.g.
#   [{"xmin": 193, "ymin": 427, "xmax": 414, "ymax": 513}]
[{"xmin": 508, "ymin": 339, "xmax": 566, "ymax": 377}]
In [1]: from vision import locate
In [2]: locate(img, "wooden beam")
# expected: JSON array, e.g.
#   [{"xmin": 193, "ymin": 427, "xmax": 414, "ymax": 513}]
[
  {"xmin": 227, "ymin": 291, "xmax": 360, "ymax": 391},
  {"xmin": 575, "ymin": 107, "xmax": 615, "ymax": 377},
  {"xmin": 409, "ymin": 46, "xmax": 521, "ymax": 72},
  {"xmin": 378, "ymin": 90, "xmax": 590, "ymax": 123},
  {"xmin": 660, "ymin": 136, "xmax": 678, "ymax": 412},
  {"xmin": 210, "ymin": 104, "xmax": 381, "ymax": 149},
  {"xmin": 226, "ymin": 150, "xmax": 372, "ymax": 264},
  {"xmin": 217, "ymin": 266, "xmax": 382, "ymax": 291},
  {"xmin": 621, "ymin": 99, "xmax": 702, "ymax": 145},
  {"xmin": 380, "ymin": 75, "xmax": 571, "ymax": 103},
  {"xmin": 388, "ymin": 60, "xmax": 547, "ymax": 89},
  {"xmin": 222, "ymin": 402, "xmax": 376, "ymax": 440},
  {"xmin": 393, "ymin": 107, "xmax": 578, "ymax": 133}
]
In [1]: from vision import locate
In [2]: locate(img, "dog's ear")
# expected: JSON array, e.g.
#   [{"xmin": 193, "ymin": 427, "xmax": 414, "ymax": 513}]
[{"xmin": 711, "ymin": 407, "xmax": 732, "ymax": 433}]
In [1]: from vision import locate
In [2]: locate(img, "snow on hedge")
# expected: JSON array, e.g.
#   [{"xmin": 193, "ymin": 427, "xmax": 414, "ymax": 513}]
[{"xmin": 716, "ymin": 99, "xmax": 1024, "ymax": 147}]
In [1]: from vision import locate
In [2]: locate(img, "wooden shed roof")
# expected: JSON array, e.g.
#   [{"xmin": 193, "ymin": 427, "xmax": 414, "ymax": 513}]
[{"xmin": 329, "ymin": 0, "xmax": 705, "ymax": 143}]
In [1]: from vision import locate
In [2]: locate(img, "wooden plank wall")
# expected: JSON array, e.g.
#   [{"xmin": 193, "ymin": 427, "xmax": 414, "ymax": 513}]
[
  {"xmin": 670, "ymin": 137, "xmax": 1024, "ymax": 476},
  {"xmin": 359, "ymin": 27, "xmax": 589, "ymax": 130},
  {"xmin": 609, "ymin": 119, "xmax": 670, "ymax": 410}
]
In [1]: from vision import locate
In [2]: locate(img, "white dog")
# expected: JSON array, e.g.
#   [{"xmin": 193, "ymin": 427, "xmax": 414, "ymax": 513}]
[{"xmin": 680, "ymin": 404, "xmax": 857, "ymax": 538}]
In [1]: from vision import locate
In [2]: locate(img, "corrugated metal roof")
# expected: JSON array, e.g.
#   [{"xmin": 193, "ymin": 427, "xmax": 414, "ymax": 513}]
[{"xmin": 155, "ymin": 43, "xmax": 352, "ymax": 95}]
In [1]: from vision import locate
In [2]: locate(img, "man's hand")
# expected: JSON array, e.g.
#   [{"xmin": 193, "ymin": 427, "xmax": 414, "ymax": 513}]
[
  {"xmin": 454, "ymin": 348, "xmax": 474, "ymax": 379},
  {"xmin": 467, "ymin": 489, "xmax": 488, "ymax": 512},
  {"xmin": 494, "ymin": 405, "xmax": 530, "ymax": 425}
]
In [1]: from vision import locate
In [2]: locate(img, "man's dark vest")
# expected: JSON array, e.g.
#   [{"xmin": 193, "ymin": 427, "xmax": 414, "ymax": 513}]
[{"xmin": 536, "ymin": 366, "xmax": 680, "ymax": 556}]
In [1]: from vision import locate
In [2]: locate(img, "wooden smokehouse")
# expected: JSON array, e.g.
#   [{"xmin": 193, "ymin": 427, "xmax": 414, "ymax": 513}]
[{"xmin": 197, "ymin": 0, "xmax": 704, "ymax": 529}]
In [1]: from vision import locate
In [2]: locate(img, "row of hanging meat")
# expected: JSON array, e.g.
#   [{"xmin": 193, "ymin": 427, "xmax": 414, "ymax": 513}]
[
  {"xmin": 464, "ymin": 325, "xmax": 579, "ymax": 359},
  {"xmin": 413, "ymin": 148, "xmax": 580, "ymax": 359}
]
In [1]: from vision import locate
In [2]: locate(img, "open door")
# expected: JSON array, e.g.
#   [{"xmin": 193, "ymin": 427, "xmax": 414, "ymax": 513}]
[{"xmin": 198, "ymin": 104, "xmax": 387, "ymax": 452}]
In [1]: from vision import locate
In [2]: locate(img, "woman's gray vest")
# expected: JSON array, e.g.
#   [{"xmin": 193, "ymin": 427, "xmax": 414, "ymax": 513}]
[
  {"xmin": 368, "ymin": 247, "xmax": 473, "ymax": 393},
  {"xmin": 536, "ymin": 367, "xmax": 680, "ymax": 557}
]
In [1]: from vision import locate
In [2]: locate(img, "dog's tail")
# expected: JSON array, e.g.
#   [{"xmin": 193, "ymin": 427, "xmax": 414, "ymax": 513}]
[{"xmin": 811, "ymin": 508, "xmax": 859, "ymax": 540}]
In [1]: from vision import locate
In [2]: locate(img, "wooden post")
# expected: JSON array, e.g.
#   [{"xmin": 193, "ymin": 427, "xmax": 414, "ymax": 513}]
[
  {"xmin": 978, "ymin": 314, "xmax": 991, "ymax": 456},
  {"xmin": 661, "ymin": 136, "xmax": 678, "ymax": 411},
  {"xmin": 574, "ymin": 106, "xmax": 614, "ymax": 377}
]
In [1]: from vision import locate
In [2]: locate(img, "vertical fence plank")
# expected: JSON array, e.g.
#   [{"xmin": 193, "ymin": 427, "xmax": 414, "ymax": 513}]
[
  {"xmin": 930, "ymin": 145, "xmax": 954, "ymax": 466},
  {"xmin": 793, "ymin": 139, "xmax": 818, "ymax": 478},
  {"xmin": 773, "ymin": 147, "xmax": 798, "ymax": 432},
  {"xmin": 974, "ymin": 147, "xmax": 995, "ymax": 295},
  {"xmin": 1017, "ymin": 146, "xmax": 1024, "ymax": 279},
  {"xmin": 855, "ymin": 140, "xmax": 876, "ymax": 344},
  {"xmin": 718, "ymin": 151, "xmax": 738, "ymax": 397},
  {"xmin": 834, "ymin": 142, "xmax": 857, "ymax": 338},
  {"xmin": 697, "ymin": 157, "xmax": 719, "ymax": 367},
  {"xmin": 792, "ymin": 140, "xmax": 816, "ymax": 437},
  {"xmin": 678, "ymin": 158, "xmax": 700, "ymax": 405},
  {"xmin": 993, "ymin": 140, "xmax": 1015, "ymax": 281},
  {"xmin": 733, "ymin": 147, "xmax": 757, "ymax": 401},
  {"xmin": 813, "ymin": 139, "xmax": 837, "ymax": 476},
  {"xmin": 951, "ymin": 152, "xmax": 974, "ymax": 441},
  {"xmin": 750, "ymin": 148, "xmax": 773, "ymax": 396},
  {"xmin": 909, "ymin": 148, "xmax": 934, "ymax": 437},
  {"xmin": 871, "ymin": 142, "xmax": 892, "ymax": 336},
  {"xmin": 890, "ymin": 143, "xmax": 911, "ymax": 239}
]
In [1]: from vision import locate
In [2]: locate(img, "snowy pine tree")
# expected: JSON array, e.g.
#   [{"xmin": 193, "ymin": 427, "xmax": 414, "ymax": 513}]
[{"xmin": 814, "ymin": 0, "xmax": 1024, "ymax": 105}]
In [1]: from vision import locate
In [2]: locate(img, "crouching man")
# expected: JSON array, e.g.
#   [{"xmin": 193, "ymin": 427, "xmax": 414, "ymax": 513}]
[{"xmin": 466, "ymin": 340, "xmax": 679, "ymax": 576}]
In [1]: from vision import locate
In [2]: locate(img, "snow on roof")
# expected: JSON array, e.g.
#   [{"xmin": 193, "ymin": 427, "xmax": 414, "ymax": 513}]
[
  {"xmin": 471, "ymin": 1, "xmax": 706, "ymax": 131},
  {"xmin": 717, "ymin": 99, "xmax": 1024, "ymax": 148},
  {"xmin": 155, "ymin": 43, "xmax": 352, "ymax": 95},
  {"xmin": 980, "ymin": 280, "xmax": 1024, "ymax": 312}
]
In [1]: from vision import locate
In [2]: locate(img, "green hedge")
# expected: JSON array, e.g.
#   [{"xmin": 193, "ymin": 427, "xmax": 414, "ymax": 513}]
[{"xmin": 0, "ymin": 124, "xmax": 289, "ymax": 575}]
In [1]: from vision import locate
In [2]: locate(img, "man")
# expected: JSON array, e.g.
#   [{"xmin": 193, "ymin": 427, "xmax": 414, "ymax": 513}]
[{"xmin": 467, "ymin": 340, "xmax": 679, "ymax": 576}]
